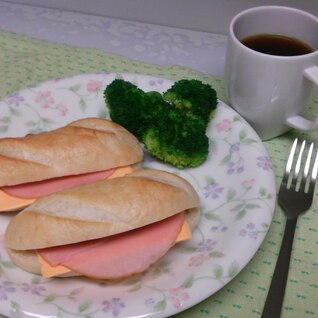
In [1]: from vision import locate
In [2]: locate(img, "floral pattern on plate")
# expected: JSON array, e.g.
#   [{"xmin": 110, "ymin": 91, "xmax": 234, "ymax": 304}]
[{"xmin": 0, "ymin": 73, "xmax": 276, "ymax": 318}]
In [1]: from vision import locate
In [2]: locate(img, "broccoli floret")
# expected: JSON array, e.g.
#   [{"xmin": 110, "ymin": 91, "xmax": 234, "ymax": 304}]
[
  {"xmin": 143, "ymin": 110, "xmax": 209, "ymax": 168},
  {"xmin": 104, "ymin": 79, "xmax": 167, "ymax": 139},
  {"xmin": 104, "ymin": 79, "xmax": 146, "ymax": 139},
  {"xmin": 163, "ymin": 79, "xmax": 217, "ymax": 125},
  {"xmin": 103, "ymin": 78, "xmax": 218, "ymax": 169}
]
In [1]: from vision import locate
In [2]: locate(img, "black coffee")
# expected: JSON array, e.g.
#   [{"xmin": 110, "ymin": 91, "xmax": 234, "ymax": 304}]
[{"xmin": 240, "ymin": 33, "xmax": 314, "ymax": 56}]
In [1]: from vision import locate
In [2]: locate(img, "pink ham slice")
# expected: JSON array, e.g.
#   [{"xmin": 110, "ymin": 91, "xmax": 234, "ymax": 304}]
[
  {"xmin": 2, "ymin": 169, "xmax": 114, "ymax": 199},
  {"xmin": 38, "ymin": 212, "xmax": 185, "ymax": 279}
]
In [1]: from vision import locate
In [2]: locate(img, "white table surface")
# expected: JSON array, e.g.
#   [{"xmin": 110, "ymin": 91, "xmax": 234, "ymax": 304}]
[{"xmin": 0, "ymin": 1, "xmax": 227, "ymax": 77}]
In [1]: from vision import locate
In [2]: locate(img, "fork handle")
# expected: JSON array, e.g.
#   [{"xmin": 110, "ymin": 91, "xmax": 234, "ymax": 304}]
[{"xmin": 261, "ymin": 218, "xmax": 297, "ymax": 318}]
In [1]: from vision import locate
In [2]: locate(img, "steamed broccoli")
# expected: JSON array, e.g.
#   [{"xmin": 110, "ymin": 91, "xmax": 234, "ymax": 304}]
[
  {"xmin": 104, "ymin": 79, "xmax": 147, "ymax": 139},
  {"xmin": 143, "ymin": 110, "xmax": 209, "ymax": 168},
  {"xmin": 163, "ymin": 79, "xmax": 217, "ymax": 125},
  {"xmin": 104, "ymin": 78, "xmax": 217, "ymax": 169}
]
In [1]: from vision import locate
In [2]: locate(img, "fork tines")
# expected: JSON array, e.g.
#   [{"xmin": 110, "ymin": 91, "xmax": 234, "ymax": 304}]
[{"xmin": 282, "ymin": 138, "xmax": 318, "ymax": 193}]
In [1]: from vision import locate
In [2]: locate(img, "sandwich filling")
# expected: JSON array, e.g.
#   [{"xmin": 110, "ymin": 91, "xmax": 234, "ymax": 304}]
[
  {"xmin": 37, "ymin": 212, "xmax": 192, "ymax": 279},
  {"xmin": 0, "ymin": 165, "xmax": 133, "ymax": 212}
]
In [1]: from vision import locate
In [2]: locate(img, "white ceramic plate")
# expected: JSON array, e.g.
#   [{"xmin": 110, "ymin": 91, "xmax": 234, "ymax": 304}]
[{"xmin": 0, "ymin": 73, "xmax": 276, "ymax": 318}]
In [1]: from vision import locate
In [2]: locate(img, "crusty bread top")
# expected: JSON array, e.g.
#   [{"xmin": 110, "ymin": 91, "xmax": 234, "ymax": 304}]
[
  {"xmin": 5, "ymin": 169, "xmax": 200, "ymax": 250},
  {"xmin": 0, "ymin": 118, "xmax": 143, "ymax": 186}
]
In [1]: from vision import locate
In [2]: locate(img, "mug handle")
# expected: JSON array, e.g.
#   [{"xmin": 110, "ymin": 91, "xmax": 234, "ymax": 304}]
[{"xmin": 286, "ymin": 65, "xmax": 318, "ymax": 131}]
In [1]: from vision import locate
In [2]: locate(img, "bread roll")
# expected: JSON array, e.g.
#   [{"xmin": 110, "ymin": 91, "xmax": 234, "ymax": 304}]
[
  {"xmin": 0, "ymin": 118, "xmax": 143, "ymax": 186},
  {"xmin": 5, "ymin": 169, "xmax": 200, "ymax": 250},
  {"xmin": 4, "ymin": 169, "xmax": 200, "ymax": 276}
]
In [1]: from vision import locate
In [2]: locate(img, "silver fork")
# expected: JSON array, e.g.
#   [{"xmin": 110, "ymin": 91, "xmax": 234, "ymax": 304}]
[{"xmin": 261, "ymin": 138, "xmax": 318, "ymax": 318}]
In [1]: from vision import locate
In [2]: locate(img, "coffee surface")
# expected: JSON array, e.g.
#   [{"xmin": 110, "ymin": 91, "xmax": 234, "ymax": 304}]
[{"xmin": 240, "ymin": 33, "xmax": 314, "ymax": 56}]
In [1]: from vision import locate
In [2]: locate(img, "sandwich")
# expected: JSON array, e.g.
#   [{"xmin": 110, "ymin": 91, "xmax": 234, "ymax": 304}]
[
  {"xmin": 0, "ymin": 117, "xmax": 143, "ymax": 212},
  {"xmin": 4, "ymin": 169, "xmax": 200, "ymax": 280}
]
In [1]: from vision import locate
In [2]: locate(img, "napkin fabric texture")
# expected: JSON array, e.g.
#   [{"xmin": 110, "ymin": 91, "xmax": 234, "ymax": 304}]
[{"xmin": 0, "ymin": 30, "xmax": 318, "ymax": 318}]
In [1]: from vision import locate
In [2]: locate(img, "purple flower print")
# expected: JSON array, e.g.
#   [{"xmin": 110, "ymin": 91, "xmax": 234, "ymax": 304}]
[
  {"xmin": 246, "ymin": 222, "xmax": 255, "ymax": 230},
  {"xmin": 189, "ymin": 238, "xmax": 224, "ymax": 266},
  {"xmin": 102, "ymin": 298, "xmax": 125, "ymax": 317},
  {"xmin": 229, "ymin": 142, "xmax": 240, "ymax": 154},
  {"xmin": 0, "ymin": 282, "xmax": 16, "ymax": 300},
  {"xmin": 210, "ymin": 224, "xmax": 228, "ymax": 232},
  {"xmin": 197, "ymin": 239, "xmax": 217, "ymax": 252},
  {"xmin": 204, "ymin": 182, "xmax": 224, "ymax": 199},
  {"xmin": 7, "ymin": 93, "xmax": 24, "ymax": 106},
  {"xmin": 239, "ymin": 222, "xmax": 258, "ymax": 239},
  {"xmin": 21, "ymin": 282, "xmax": 46, "ymax": 295},
  {"xmin": 145, "ymin": 298, "xmax": 156, "ymax": 307},
  {"xmin": 149, "ymin": 79, "xmax": 164, "ymax": 86},
  {"xmin": 222, "ymin": 142, "xmax": 244, "ymax": 175},
  {"xmin": 227, "ymin": 157, "xmax": 244, "ymax": 175},
  {"xmin": 257, "ymin": 156, "xmax": 273, "ymax": 171}
]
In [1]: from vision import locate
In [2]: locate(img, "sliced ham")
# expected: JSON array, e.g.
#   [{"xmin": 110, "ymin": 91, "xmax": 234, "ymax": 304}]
[
  {"xmin": 38, "ymin": 212, "xmax": 185, "ymax": 279},
  {"xmin": 2, "ymin": 169, "xmax": 114, "ymax": 199}
]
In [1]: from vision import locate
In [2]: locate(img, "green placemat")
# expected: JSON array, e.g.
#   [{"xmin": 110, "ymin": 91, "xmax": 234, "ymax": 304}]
[{"xmin": 0, "ymin": 29, "xmax": 317, "ymax": 318}]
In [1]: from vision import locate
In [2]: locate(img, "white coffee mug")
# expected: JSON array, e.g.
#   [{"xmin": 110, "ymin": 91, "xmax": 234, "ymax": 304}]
[{"xmin": 224, "ymin": 6, "xmax": 318, "ymax": 140}]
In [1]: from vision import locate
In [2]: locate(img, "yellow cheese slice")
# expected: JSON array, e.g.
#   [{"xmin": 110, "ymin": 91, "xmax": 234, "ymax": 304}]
[
  {"xmin": 0, "ymin": 190, "xmax": 35, "ymax": 212},
  {"xmin": 38, "ymin": 219, "xmax": 192, "ymax": 278},
  {"xmin": 175, "ymin": 219, "xmax": 192, "ymax": 243},
  {"xmin": 108, "ymin": 165, "xmax": 134, "ymax": 179},
  {"xmin": 38, "ymin": 254, "xmax": 71, "ymax": 278}
]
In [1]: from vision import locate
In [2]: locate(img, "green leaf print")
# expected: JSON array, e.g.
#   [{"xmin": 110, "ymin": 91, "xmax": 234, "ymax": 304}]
[
  {"xmin": 246, "ymin": 203, "xmax": 261, "ymax": 209},
  {"xmin": 228, "ymin": 261, "xmax": 239, "ymax": 278},
  {"xmin": 44, "ymin": 294, "xmax": 56, "ymax": 302},
  {"xmin": 235, "ymin": 209, "xmax": 247, "ymax": 221},
  {"xmin": 220, "ymin": 154, "xmax": 231, "ymax": 166},
  {"xmin": 239, "ymin": 130, "xmax": 247, "ymax": 141},
  {"xmin": 9, "ymin": 107, "xmax": 22, "ymax": 116},
  {"xmin": 154, "ymin": 300, "xmax": 167, "ymax": 311},
  {"xmin": 182, "ymin": 275, "xmax": 195, "ymax": 288},
  {"xmin": 226, "ymin": 189, "xmax": 236, "ymax": 201},
  {"xmin": 241, "ymin": 138, "xmax": 258, "ymax": 145},
  {"xmin": 70, "ymin": 287, "xmax": 84, "ymax": 296},
  {"xmin": 0, "ymin": 261, "xmax": 14, "ymax": 270},
  {"xmin": 78, "ymin": 301, "xmax": 92, "ymax": 313},
  {"xmin": 0, "ymin": 125, "xmax": 8, "ymax": 133},
  {"xmin": 209, "ymin": 251, "xmax": 224, "ymax": 258},
  {"xmin": 0, "ymin": 116, "xmax": 10, "ymax": 123},
  {"xmin": 80, "ymin": 98, "xmax": 86, "ymax": 111},
  {"xmin": 213, "ymin": 264, "xmax": 223, "ymax": 278},
  {"xmin": 31, "ymin": 275, "xmax": 42, "ymax": 284},
  {"xmin": 69, "ymin": 84, "xmax": 81, "ymax": 92},
  {"xmin": 259, "ymin": 187, "xmax": 267, "ymax": 197},
  {"xmin": 205, "ymin": 212, "xmax": 222, "ymax": 221}
]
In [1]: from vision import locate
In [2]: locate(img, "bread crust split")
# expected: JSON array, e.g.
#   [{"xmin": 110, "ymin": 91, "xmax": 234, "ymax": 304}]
[
  {"xmin": 4, "ymin": 169, "xmax": 200, "ymax": 276},
  {"xmin": 0, "ymin": 118, "xmax": 143, "ymax": 186}
]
